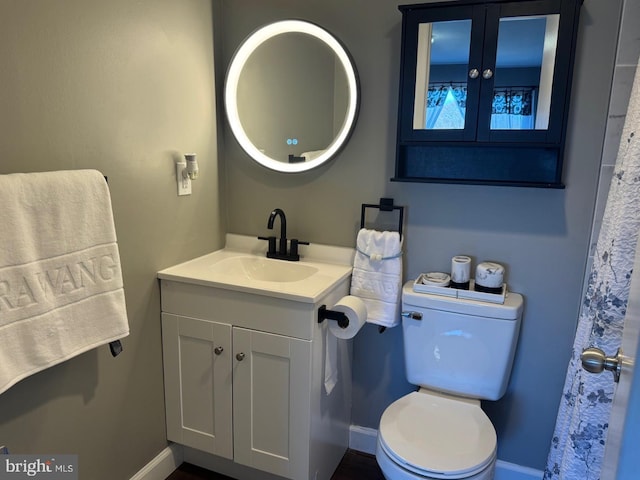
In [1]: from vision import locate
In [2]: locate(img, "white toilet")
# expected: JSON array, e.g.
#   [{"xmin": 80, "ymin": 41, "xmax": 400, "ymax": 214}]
[{"xmin": 376, "ymin": 282, "xmax": 524, "ymax": 480}]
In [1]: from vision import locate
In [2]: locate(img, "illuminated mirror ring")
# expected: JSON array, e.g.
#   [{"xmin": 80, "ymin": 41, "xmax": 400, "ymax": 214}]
[{"xmin": 225, "ymin": 20, "xmax": 360, "ymax": 173}]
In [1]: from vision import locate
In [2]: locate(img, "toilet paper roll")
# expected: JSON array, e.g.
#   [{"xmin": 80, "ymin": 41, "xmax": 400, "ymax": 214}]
[
  {"xmin": 451, "ymin": 255, "xmax": 471, "ymax": 289},
  {"xmin": 475, "ymin": 262, "xmax": 505, "ymax": 289},
  {"xmin": 329, "ymin": 295, "xmax": 367, "ymax": 339}
]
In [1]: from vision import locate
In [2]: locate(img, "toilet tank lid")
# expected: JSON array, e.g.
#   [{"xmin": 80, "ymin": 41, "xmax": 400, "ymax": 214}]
[{"xmin": 402, "ymin": 282, "xmax": 523, "ymax": 320}]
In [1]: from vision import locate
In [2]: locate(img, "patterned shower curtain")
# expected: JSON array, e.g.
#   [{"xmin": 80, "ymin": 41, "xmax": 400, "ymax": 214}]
[{"xmin": 544, "ymin": 62, "xmax": 640, "ymax": 479}]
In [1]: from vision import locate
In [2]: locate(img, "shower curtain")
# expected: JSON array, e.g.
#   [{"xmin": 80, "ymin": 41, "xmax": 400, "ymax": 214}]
[{"xmin": 544, "ymin": 62, "xmax": 640, "ymax": 480}]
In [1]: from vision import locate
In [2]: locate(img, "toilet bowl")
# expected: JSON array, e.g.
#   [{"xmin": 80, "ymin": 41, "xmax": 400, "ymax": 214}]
[{"xmin": 376, "ymin": 389, "xmax": 496, "ymax": 480}]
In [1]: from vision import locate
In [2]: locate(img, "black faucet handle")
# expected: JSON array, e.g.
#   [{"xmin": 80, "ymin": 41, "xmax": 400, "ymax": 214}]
[
  {"xmin": 258, "ymin": 235, "xmax": 277, "ymax": 255},
  {"xmin": 289, "ymin": 239, "xmax": 309, "ymax": 260}
]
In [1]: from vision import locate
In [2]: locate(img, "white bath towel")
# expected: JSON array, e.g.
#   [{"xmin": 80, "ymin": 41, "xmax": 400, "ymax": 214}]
[
  {"xmin": 350, "ymin": 228, "xmax": 402, "ymax": 328},
  {"xmin": 0, "ymin": 170, "xmax": 130, "ymax": 394}
]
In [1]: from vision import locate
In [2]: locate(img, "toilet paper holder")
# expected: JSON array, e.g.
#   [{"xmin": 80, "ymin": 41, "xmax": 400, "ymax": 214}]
[{"xmin": 318, "ymin": 305, "xmax": 349, "ymax": 329}]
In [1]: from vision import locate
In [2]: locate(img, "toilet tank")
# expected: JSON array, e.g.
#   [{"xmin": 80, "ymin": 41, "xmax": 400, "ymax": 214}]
[{"xmin": 401, "ymin": 282, "xmax": 523, "ymax": 401}]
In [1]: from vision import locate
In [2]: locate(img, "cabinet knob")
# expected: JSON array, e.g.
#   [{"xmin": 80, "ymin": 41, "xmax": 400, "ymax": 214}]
[
  {"xmin": 236, "ymin": 352, "xmax": 246, "ymax": 361},
  {"xmin": 482, "ymin": 68, "xmax": 493, "ymax": 79},
  {"xmin": 214, "ymin": 346, "xmax": 224, "ymax": 355},
  {"xmin": 468, "ymin": 68, "xmax": 479, "ymax": 79}
]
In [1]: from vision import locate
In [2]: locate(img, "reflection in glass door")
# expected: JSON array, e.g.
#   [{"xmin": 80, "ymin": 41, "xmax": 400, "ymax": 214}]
[
  {"xmin": 413, "ymin": 19, "xmax": 472, "ymax": 130},
  {"xmin": 492, "ymin": 14, "xmax": 559, "ymax": 130}
]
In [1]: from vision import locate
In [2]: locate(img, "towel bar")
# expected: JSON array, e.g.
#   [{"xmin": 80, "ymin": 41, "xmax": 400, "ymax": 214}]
[
  {"xmin": 360, "ymin": 197, "xmax": 404, "ymax": 239},
  {"xmin": 104, "ymin": 175, "xmax": 124, "ymax": 358}
]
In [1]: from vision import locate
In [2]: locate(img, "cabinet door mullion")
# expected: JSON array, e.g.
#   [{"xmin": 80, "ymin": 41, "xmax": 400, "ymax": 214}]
[{"xmin": 476, "ymin": 4, "xmax": 500, "ymax": 141}]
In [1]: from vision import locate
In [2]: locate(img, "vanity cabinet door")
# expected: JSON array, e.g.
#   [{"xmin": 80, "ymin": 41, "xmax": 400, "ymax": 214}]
[
  {"xmin": 232, "ymin": 327, "xmax": 312, "ymax": 480},
  {"xmin": 161, "ymin": 313, "xmax": 233, "ymax": 458}
]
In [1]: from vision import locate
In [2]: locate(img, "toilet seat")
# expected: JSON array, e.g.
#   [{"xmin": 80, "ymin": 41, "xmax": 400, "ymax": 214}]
[{"xmin": 378, "ymin": 390, "xmax": 497, "ymax": 479}]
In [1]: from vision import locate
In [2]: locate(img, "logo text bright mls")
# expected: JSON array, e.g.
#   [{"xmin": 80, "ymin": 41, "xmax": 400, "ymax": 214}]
[
  {"xmin": 5, "ymin": 458, "xmax": 53, "ymax": 476},
  {"xmin": 0, "ymin": 455, "xmax": 77, "ymax": 479}
]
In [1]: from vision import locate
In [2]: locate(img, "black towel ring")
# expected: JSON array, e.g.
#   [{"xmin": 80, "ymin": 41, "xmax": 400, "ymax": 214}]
[{"xmin": 360, "ymin": 197, "xmax": 404, "ymax": 239}]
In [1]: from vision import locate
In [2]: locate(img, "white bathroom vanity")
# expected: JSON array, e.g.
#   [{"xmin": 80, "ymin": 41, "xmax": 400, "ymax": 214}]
[{"xmin": 158, "ymin": 235, "xmax": 355, "ymax": 480}]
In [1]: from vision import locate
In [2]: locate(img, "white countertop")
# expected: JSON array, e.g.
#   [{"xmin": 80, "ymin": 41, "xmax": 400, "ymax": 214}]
[{"xmin": 158, "ymin": 234, "xmax": 354, "ymax": 303}]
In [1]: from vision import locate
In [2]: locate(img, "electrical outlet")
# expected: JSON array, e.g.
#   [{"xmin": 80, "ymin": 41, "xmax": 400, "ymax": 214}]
[{"xmin": 176, "ymin": 161, "xmax": 191, "ymax": 196}]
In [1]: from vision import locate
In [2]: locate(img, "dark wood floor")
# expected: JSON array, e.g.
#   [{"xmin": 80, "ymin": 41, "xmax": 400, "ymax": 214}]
[{"xmin": 165, "ymin": 450, "xmax": 385, "ymax": 480}]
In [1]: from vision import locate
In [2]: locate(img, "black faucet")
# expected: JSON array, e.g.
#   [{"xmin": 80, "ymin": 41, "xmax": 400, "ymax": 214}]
[
  {"xmin": 268, "ymin": 208, "xmax": 288, "ymax": 256},
  {"xmin": 258, "ymin": 208, "xmax": 308, "ymax": 261}
]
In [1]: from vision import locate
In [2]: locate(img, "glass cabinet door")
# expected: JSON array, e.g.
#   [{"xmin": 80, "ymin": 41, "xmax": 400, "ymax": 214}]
[
  {"xmin": 399, "ymin": 5, "xmax": 485, "ymax": 142},
  {"xmin": 476, "ymin": 0, "xmax": 570, "ymax": 143},
  {"xmin": 491, "ymin": 14, "xmax": 559, "ymax": 131},
  {"xmin": 413, "ymin": 19, "xmax": 472, "ymax": 131}
]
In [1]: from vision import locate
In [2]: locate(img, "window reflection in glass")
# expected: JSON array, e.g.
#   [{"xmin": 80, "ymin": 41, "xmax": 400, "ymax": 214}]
[
  {"xmin": 413, "ymin": 19, "xmax": 472, "ymax": 130},
  {"xmin": 429, "ymin": 84, "xmax": 467, "ymax": 129},
  {"xmin": 492, "ymin": 14, "xmax": 559, "ymax": 130}
]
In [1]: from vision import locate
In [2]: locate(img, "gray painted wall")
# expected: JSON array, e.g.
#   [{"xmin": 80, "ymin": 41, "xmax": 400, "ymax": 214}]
[
  {"xmin": 218, "ymin": 0, "xmax": 622, "ymax": 470},
  {"xmin": 584, "ymin": 0, "xmax": 640, "ymax": 295},
  {"xmin": 0, "ymin": 1, "xmax": 223, "ymax": 479},
  {"xmin": 0, "ymin": 0, "xmax": 632, "ymax": 477}
]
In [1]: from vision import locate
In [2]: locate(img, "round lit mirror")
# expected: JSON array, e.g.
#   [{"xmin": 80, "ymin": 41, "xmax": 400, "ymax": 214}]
[{"xmin": 224, "ymin": 20, "xmax": 360, "ymax": 173}]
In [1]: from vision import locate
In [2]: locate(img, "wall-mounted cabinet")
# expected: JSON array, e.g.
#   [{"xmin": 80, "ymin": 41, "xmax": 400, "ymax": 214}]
[{"xmin": 393, "ymin": 0, "xmax": 582, "ymax": 187}]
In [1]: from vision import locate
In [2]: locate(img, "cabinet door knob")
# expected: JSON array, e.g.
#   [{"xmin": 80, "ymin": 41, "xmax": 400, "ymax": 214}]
[
  {"xmin": 482, "ymin": 68, "xmax": 493, "ymax": 79},
  {"xmin": 236, "ymin": 352, "xmax": 246, "ymax": 361},
  {"xmin": 214, "ymin": 346, "xmax": 224, "ymax": 355},
  {"xmin": 468, "ymin": 68, "xmax": 479, "ymax": 79}
]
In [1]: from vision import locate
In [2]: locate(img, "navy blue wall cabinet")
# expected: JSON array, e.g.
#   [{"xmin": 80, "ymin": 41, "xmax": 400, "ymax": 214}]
[{"xmin": 393, "ymin": 0, "xmax": 582, "ymax": 188}]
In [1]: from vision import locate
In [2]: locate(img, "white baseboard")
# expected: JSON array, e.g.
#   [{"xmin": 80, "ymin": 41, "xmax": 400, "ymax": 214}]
[
  {"xmin": 134, "ymin": 430, "xmax": 542, "ymax": 480},
  {"xmin": 348, "ymin": 425, "xmax": 543, "ymax": 480},
  {"xmin": 130, "ymin": 443, "xmax": 184, "ymax": 480},
  {"xmin": 348, "ymin": 425, "xmax": 378, "ymax": 455}
]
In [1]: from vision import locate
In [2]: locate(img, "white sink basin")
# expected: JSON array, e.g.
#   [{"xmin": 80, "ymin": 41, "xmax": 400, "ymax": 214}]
[
  {"xmin": 158, "ymin": 234, "xmax": 354, "ymax": 303},
  {"xmin": 209, "ymin": 255, "xmax": 319, "ymax": 283}
]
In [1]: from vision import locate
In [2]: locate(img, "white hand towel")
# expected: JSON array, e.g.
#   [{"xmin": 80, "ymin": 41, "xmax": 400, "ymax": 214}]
[
  {"xmin": 350, "ymin": 228, "xmax": 402, "ymax": 328},
  {"xmin": 0, "ymin": 170, "xmax": 130, "ymax": 394}
]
